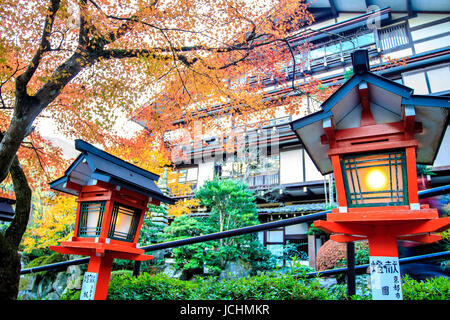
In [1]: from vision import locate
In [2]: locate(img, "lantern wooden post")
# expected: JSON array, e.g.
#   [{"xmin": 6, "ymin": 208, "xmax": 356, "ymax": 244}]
[{"xmin": 85, "ymin": 253, "xmax": 114, "ymax": 300}]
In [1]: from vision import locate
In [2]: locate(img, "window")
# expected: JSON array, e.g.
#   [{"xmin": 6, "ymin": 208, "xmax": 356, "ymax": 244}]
[
  {"xmin": 310, "ymin": 46, "xmax": 326, "ymax": 63},
  {"xmin": 215, "ymin": 153, "xmax": 280, "ymax": 187},
  {"xmin": 306, "ymin": 31, "xmax": 375, "ymax": 67},
  {"xmin": 78, "ymin": 202, "xmax": 106, "ymax": 237},
  {"xmin": 178, "ymin": 167, "xmax": 198, "ymax": 183},
  {"xmin": 402, "ymin": 64, "xmax": 450, "ymax": 94},
  {"xmin": 377, "ymin": 23, "xmax": 410, "ymax": 51},
  {"xmin": 172, "ymin": 167, "xmax": 198, "ymax": 196},
  {"xmin": 356, "ymin": 33, "xmax": 375, "ymax": 47}
]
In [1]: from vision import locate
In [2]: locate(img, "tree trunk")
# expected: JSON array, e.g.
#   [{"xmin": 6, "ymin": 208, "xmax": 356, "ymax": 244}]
[
  {"xmin": 0, "ymin": 95, "xmax": 39, "ymax": 183},
  {"xmin": 0, "ymin": 154, "xmax": 32, "ymax": 300},
  {"xmin": 0, "ymin": 237, "xmax": 21, "ymax": 300},
  {"xmin": 0, "ymin": 51, "xmax": 92, "ymax": 184}
]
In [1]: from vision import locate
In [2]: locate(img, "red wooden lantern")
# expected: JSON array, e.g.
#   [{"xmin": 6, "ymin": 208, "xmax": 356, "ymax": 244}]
[
  {"xmin": 49, "ymin": 140, "xmax": 174, "ymax": 300},
  {"xmin": 291, "ymin": 50, "xmax": 450, "ymax": 300}
]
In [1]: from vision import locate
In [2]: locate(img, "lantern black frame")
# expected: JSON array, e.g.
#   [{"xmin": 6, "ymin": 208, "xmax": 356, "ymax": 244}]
[
  {"xmin": 107, "ymin": 202, "xmax": 142, "ymax": 242},
  {"xmin": 78, "ymin": 201, "xmax": 106, "ymax": 237}
]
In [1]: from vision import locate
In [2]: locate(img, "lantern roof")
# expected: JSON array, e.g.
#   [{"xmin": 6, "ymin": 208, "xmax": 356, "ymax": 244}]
[
  {"xmin": 290, "ymin": 56, "xmax": 450, "ymax": 175},
  {"xmin": 50, "ymin": 139, "xmax": 174, "ymax": 204},
  {"xmin": 0, "ymin": 197, "xmax": 16, "ymax": 222}
]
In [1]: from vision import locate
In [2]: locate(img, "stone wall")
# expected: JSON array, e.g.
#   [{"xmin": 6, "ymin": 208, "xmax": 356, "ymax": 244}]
[{"xmin": 18, "ymin": 264, "xmax": 84, "ymax": 300}]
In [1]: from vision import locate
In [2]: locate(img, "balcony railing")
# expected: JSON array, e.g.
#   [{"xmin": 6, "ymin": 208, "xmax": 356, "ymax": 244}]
[{"xmin": 246, "ymin": 173, "xmax": 280, "ymax": 189}]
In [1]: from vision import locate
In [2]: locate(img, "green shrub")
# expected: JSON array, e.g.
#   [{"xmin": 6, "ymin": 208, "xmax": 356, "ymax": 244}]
[
  {"xmin": 60, "ymin": 289, "xmax": 81, "ymax": 300},
  {"xmin": 60, "ymin": 268, "xmax": 450, "ymax": 300},
  {"xmin": 402, "ymin": 275, "xmax": 450, "ymax": 300},
  {"xmin": 107, "ymin": 273, "xmax": 197, "ymax": 300},
  {"xmin": 111, "ymin": 269, "xmax": 133, "ymax": 279},
  {"xmin": 26, "ymin": 252, "xmax": 66, "ymax": 269},
  {"xmin": 25, "ymin": 253, "xmax": 67, "ymax": 278},
  {"xmin": 106, "ymin": 272, "xmax": 341, "ymax": 300}
]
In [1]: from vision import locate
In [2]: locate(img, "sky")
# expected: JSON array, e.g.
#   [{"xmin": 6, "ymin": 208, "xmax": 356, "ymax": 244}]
[{"xmin": 36, "ymin": 113, "xmax": 143, "ymax": 159}]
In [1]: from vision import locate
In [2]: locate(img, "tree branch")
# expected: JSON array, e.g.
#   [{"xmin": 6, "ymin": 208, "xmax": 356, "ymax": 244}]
[
  {"xmin": 97, "ymin": 48, "xmax": 172, "ymax": 61},
  {"xmin": 101, "ymin": 11, "xmax": 273, "ymax": 55},
  {"xmin": 15, "ymin": 0, "xmax": 61, "ymax": 94},
  {"xmin": 280, "ymin": 38, "xmax": 298, "ymax": 91},
  {"xmin": 78, "ymin": 0, "xmax": 90, "ymax": 46},
  {"xmin": 34, "ymin": 51, "xmax": 93, "ymax": 111},
  {"xmin": 97, "ymin": 0, "xmax": 160, "ymax": 44}
]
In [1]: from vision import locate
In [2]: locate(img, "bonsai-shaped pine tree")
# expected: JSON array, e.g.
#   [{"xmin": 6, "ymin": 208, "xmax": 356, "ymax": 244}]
[
  {"xmin": 165, "ymin": 178, "xmax": 274, "ymax": 277},
  {"xmin": 197, "ymin": 178, "xmax": 259, "ymax": 238},
  {"xmin": 195, "ymin": 178, "xmax": 261, "ymax": 269}
]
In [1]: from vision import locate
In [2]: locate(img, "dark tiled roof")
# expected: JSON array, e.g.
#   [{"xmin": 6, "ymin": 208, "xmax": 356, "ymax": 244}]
[{"xmin": 258, "ymin": 203, "xmax": 329, "ymax": 214}]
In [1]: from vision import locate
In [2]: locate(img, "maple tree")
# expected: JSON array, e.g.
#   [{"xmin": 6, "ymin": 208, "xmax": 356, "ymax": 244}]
[
  {"xmin": 0, "ymin": 0, "xmax": 324, "ymax": 299},
  {"xmin": 0, "ymin": 0, "xmax": 316, "ymax": 182}
]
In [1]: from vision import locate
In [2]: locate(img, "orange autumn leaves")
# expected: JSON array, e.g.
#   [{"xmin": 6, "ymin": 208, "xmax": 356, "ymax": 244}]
[{"xmin": 0, "ymin": 0, "xmax": 326, "ymax": 251}]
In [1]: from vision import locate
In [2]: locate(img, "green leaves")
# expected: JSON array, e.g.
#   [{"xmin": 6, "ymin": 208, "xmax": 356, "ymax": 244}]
[
  {"xmin": 402, "ymin": 275, "xmax": 450, "ymax": 300},
  {"xmin": 105, "ymin": 272, "xmax": 338, "ymax": 300},
  {"xmin": 163, "ymin": 178, "xmax": 274, "ymax": 276},
  {"xmin": 195, "ymin": 178, "xmax": 259, "ymax": 232}
]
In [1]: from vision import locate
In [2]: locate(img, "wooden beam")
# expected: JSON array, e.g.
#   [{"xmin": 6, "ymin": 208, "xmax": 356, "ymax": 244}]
[
  {"xmin": 328, "ymin": 139, "xmax": 418, "ymax": 156},
  {"xmin": 330, "ymin": 154, "xmax": 348, "ymax": 208},
  {"xmin": 359, "ymin": 81, "xmax": 376, "ymax": 126},
  {"xmin": 398, "ymin": 234, "xmax": 442, "ymax": 244},
  {"xmin": 403, "ymin": 105, "xmax": 416, "ymax": 140},
  {"xmin": 323, "ymin": 117, "xmax": 336, "ymax": 147},
  {"xmin": 328, "ymin": 0, "xmax": 338, "ymax": 18},
  {"xmin": 335, "ymin": 121, "xmax": 405, "ymax": 141},
  {"xmin": 330, "ymin": 234, "xmax": 367, "ymax": 242},
  {"xmin": 395, "ymin": 217, "xmax": 450, "ymax": 235},
  {"xmin": 406, "ymin": 146, "xmax": 420, "ymax": 205},
  {"xmin": 313, "ymin": 220, "xmax": 372, "ymax": 236},
  {"xmin": 64, "ymin": 181, "xmax": 82, "ymax": 193}
]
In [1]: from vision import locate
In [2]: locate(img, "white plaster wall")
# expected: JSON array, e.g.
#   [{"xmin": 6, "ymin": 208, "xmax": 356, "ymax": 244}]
[
  {"xmin": 280, "ymin": 149, "xmax": 303, "ymax": 184},
  {"xmin": 382, "ymin": 48, "xmax": 413, "ymax": 61},
  {"xmin": 336, "ymin": 13, "xmax": 360, "ymax": 23},
  {"xmin": 411, "ymin": 22, "xmax": 450, "ymax": 41},
  {"xmin": 285, "ymin": 223, "xmax": 308, "ymax": 235},
  {"xmin": 305, "ymin": 151, "xmax": 324, "ymax": 181},
  {"xmin": 309, "ymin": 18, "xmax": 337, "ymax": 30},
  {"xmin": 403, "ymin": 71, "xmax": 430, "ymax": 94},
  {"xmin": 408, "ymin": 14, "xmax": 450, "ymax": 28},
  {"xmin": 414, "ymin": 35, "xmax": 450, "ymax": 54},
  {"xmin": 197, "ymin": 160, "xmax": 215, "ymax": 188},
  {"xmin": 433, "ymin": 126, "xmax": 450, "ymax": 168}
]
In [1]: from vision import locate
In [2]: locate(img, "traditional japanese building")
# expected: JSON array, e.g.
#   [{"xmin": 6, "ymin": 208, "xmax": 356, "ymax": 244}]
[{"xmin": 136, "ymin": 1, "xmax": 450, "ymax": 262}]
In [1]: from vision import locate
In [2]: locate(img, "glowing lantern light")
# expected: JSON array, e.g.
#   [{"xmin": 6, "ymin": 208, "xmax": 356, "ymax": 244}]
[{"xmin": 365, "ymin": 168, "xmax": 387, "ymax": 191}]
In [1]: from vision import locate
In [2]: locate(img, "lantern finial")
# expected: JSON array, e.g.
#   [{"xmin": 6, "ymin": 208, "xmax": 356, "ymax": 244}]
[{"xmin": 351, "ymin": 49, "xmax": 369, "ymax": 74}]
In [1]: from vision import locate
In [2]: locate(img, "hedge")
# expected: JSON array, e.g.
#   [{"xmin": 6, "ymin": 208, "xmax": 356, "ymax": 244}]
[{"xmin": 60, "ymin": 272, "xmax": 450, "ymax": 300}]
